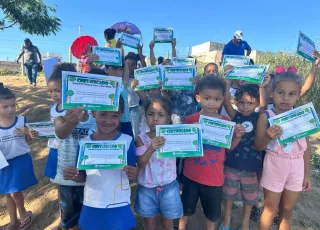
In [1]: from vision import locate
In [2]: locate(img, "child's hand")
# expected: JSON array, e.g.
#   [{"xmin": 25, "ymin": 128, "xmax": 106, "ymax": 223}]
[
  {"xmin": 266, "ymin": 125, "xmax": 282, "ymax": 140},
  {"xmin": 260, "ymin": 73, "xmax": 271, "ymax": 88},
  {"xmin": 131, "ymin": 79, "xmax": 139, "ymax": 90},
  {"xmin": 171, "ymin": 38, "xmax": 176, "ymax": 47},
  {"xmin": 63, "ymin": 166, "xmax": 79, "ymax": 180},
  {"xmin": 15, "ymin": 127, "xmax": 29, "ymax": 136},
  {"xmin": 87, "ymin": 54, "xmax": 99, "ymax": 63},
  {"xmin": 149, "ymin": 40, "xmax": 155, "ymax": 49},
  {"xmin": 29, "ymin": 129, "xmax": 39, "ymax": 139},
  {"xmin": 137, "ymin": 44, "xmax": 143, "ymax": 54},
  {"xmin": 116, "ymin": 39, "xmax": 123, "ymax": 48},
  {"xmin": 150, "ymin": 137, "xmax": 166, "ymax": 151},
  {"xmin": 303, "ymin": 176, "xmax": 312, "ymax": 191},
  {"xmin": 65, "ymin": 107, "xmax": 85, "ymax": 124},
  {"xmin": 313, "ymin": 50, "xmax": 320, "ymax": 65},
  {"xmin": 234, "ymin": 124, "xmax": 245, "ymax": 138},
  {"xmin": 192, "ymin": 76, "xmax": 201, "ymax": 85},
  {"xmin": 122, "ymin": 165, "xmax": 137, "ymax": 181},
  {"xmin": 224, "ymin": 77, "xmax": 232, "ymax": 85}
]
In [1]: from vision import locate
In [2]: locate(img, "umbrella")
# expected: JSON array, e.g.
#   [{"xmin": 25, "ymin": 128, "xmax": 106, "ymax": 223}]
[
  {"xmin": 109, "ymin": 21, "xmax": 141, "ymax": 35},
  {"xmin": 71, "ymin": 36, "xmax": 98, "ymax": 59}
]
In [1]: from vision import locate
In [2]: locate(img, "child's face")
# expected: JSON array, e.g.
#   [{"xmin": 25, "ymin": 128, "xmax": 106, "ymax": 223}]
[
  {"xmin": 196, "ymin": 88, "xmax": 224, "ymax": 114},
  {"xmin": 204, "ymin": 64, "xmax": 218, "ymax": 76},
  {"xmin": 0, "ymin": 98, "xmax": 16, "ymax": 119},
  {"xmin": 92, "ymin": 110, "xmax": 121, "ymax": 135},
  {"xmin": 146, "ymin": 102, "xmax": 170, "ymax": 131},
  {"xmin": 272, "ymin": 81, "xmax": 300, "ymax": 112},
  {"xmin": 48, "ymin": 81, "xmax": 62, "ymax": 104},
  {"xmin": 236, "ymin": 93, "xmax": 259, "ymax": 116}
]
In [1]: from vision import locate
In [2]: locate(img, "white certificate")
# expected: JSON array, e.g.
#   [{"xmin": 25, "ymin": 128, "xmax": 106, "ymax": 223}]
[
  {"xmin": 268, "ymin": 103, "xmax": 320, "ymax": 145},
  {"xmin": 62, "ymin": 71, "xmax": 122, "ymax": 111},
  {"xmin": 134, "ymin": 66, "xmax": 161, "ymax": 91},
  {"xmin": 26, "ymin": 121, "xmax": 55, "ymax": 138},
  {"xmin": 199, "ymin": 115, "xmax": 235, "ymax": 148},
  {"xmin": 162, "ymin": 65, "xmax": 196, "ymax": 90},
  {"xmin": 297, "ymin": 31, "xmax": 315, "ymax": 62},
  {"xmin": 154, "ymin": 28, "xmax": 174, "ymax": 43},
  {"xmin": 92, "ymin": 46, "xmax": 122, "ymax": 66},
  {"xmin": 172, "ymin": 57, "xmax": 196, "ymax": 66},
  {"xmin": 222, "ymin": 55, "xmax": 250, "ymax": 67},
  {"xmin": 120, "ymin": 33, "xmax": 141, "ymax": 49},
  {"xmin": 0, "ymin": 150, "xmax": 8, "ymax": 169},
  {"xmin": 225, "ymin": 65, "xmax": 269, "ymax": 84}
]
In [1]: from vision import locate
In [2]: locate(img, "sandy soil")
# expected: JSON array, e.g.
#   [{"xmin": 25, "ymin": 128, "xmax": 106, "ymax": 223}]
[{"xmin": 0, "ymin": 75, "xmax": 319, "ymax": 230}]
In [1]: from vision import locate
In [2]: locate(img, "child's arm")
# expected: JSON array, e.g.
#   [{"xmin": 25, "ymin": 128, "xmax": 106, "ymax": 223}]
[
  {"xmin": 116, "ymin": 39, "xmax": 125, "ymax": 64},
  {"xmin": 300, "ymin": 50, "xmax": 320, "ymax": 97},
  {"xmin": 130, "ymin": 79, "xmax": 148, "ymax": 105},
  {"xmin": 259, "ymin": 74, "xmax": 271, "ymax": 114},
  {"xmin": 223, "ymin": 78, "xmax": 237, "ymax": 119},
  {"xmin": 149, "ymin": 41, "xmax": 156, "ymax": 65},
  {"xmin": 230, "ymin": 124, "xmax": 245, "ymax": 150},
  {"xmin": 171, "ymin": 39, "xmax": 177, "ymax": 57},
  {"xmin": 123, "ymin": 60, "xmax": 130, "ymax": 87},
  {"xmin": 303, "ymin": 137, "xmax": 312, "ymax": 191},
  {"xmin": 254, "ymin": 113, "xmax": 282, "ymax": 151},
  {"xmin": 63, "ymin": 166, "xmax": 86, "ymax": 183},
  {"xmin": 137, "ymin": 44, "xmax": 147, "ymax": 68},
  {"xmin": 55, "ymin": 108, "xmax": 85, "ymax": 139},
  {"xmin": 137, "ymin": 136, "xmax": 166, "ymax": 168}
]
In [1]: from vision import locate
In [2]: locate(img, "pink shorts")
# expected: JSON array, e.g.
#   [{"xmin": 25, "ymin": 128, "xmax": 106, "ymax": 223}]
[{"xmin": 261, "ymin": 153, "xmax": 304, "ymax": 193}]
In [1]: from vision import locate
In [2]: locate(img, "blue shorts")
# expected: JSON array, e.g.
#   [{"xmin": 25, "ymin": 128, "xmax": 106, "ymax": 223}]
[
  {"xmin": 0, "ymin": 153, "xmax": 37, "ymax": 194},
  {"xmin": 44, "ymin": 148, "xmax": 58, "ymax": 179},
  {"xmin": 79, "ymin": 204, "xmax": 136, "ymax": 230},
  {"xmin": 120, "ymin": 122, "xmax": 134, "ymax": 137},
  {"xmin": 134, "ymin": 180, "xmax": 183, "ymax": 219}
]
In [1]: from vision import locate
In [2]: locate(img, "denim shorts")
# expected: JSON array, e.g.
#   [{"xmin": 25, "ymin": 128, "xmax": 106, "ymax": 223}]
[{"xmin": 134, "ymin": 180, "xmax": 183, "ymax": 219}]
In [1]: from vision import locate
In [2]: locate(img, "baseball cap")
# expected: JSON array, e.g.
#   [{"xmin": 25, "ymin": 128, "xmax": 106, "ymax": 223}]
[{"xmin": 234, "ymin": 30, "xmax": 243, "ymax": 40}]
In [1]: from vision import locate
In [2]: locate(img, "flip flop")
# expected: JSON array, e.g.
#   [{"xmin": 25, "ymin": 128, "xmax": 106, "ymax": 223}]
[
  {"xmin": 19, "ymin": 211, "xmax": 33, "ymax": 230},
  {"xmin": 220, "ymin": 223, "xmax": 230, "ymax": 230}
]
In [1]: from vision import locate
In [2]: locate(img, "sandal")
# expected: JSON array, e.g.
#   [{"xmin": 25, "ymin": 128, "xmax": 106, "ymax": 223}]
[
  {"xmin": 19, "ymin": 211, "xmax": 33, "ymax": 230},
  {"xmin": 220, "ymin": 223, "xmax": 230, "ymax": 230}
]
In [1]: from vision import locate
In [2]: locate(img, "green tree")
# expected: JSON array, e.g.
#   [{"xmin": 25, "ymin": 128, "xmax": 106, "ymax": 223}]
[{"xmin": 0, "ymin": 0, "xmax": 61, "ymax": 36}]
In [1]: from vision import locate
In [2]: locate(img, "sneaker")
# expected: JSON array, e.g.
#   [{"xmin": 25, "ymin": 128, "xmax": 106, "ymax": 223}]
[
  {"xmin": 32, "ymin": 83, "xmax": 36, "ymax": 87},
  {"xmin": 250, "ymin": 206, "xmax": 261, "ymax": 222}
]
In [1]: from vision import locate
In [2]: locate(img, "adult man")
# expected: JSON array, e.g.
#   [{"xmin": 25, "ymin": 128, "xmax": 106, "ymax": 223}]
[
  {"xmin": 16, "ymin": 38, "xmax": 42, "ymax": 87},
  {"xmin": 221, "ymin": 30, "xmax": 251, "ymax": 65}
]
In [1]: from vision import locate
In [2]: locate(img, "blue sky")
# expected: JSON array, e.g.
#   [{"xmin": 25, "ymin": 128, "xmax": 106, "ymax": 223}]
[{"xmin": 0, "ymin": 0, "xmax": 319, "ymax": 62}]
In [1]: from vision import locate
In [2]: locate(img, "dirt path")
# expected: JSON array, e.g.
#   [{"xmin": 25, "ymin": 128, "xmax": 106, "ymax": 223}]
[{"xmin": 0, "ymin": 75, "xmax": 319, "ymax": 230}]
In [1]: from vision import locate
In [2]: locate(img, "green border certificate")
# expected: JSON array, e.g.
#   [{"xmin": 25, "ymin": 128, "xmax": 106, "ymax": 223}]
[
  {"xmin": 154, "ymin": 28, "xmax": 174, "ymax": 43},
  {"xmin": 156, "ymin": 124, "xmax": 203, "ymax": 158},
  {"xmin": 162, "ymin": 65, "xmax": 196, "ymax": 90},
  {"xmin": 225, "ymin": 65, "xmax": 269, "ymax": 84},
  {"xmin": 222, "ymin": 55, "xmax": 250, "ymax": 67},
  {"xmin": 0, "ymin": 150, "xmax": 9, "ymax": 169},
  {"xmin": 172, "ymin": 57, "xmax": 196, "ymax": 65},
  {"xmin": 199, "ymin": 115, "xmax": 235, "ymax": 148},
  {"xmin": 120, "ymin": 33, "xmax": 140, "ymax": 49},
  {"xmin": 62, "ymin": 71, "xmax": 121, "ymax": 111},
  {"xmin": 297, "ymin": 32, "xmax": 315, "ymax": 62},
  {"xmin": 134, "ymin": 66, "xmax": 161, "ymax": 91},
  {"xmin": 26, "ymin": 121, "xmax": 55, "ymax": 139},
  {"xmin": 92, "ymin": 46, "xmax": 122, "ymax": 66},
  {"xmin": 77, "ymin": 140, "xmax": 127, "ymax": 170},
  {"xmin": 268, "ymin": 103, "xmax": 320, "ymax": 145}
]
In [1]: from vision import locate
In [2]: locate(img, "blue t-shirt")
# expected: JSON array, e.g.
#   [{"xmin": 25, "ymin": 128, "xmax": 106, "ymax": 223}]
[
  {"xmin": 222, "ymin": 40, "xmax": 250, "ymax": 56},
  {"xmin": 224, "ymin": 111, "xmax": 262, "ymax": 172}
]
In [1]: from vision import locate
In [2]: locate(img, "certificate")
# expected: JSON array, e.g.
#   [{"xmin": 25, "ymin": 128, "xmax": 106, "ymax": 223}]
[
  {"xmin": 77, "ymin": 140, "xmax": 127, "ymax": 170},
  {"xmin": 199, "ymin": 115, "xmax": 235, "ymax": 148},
  {"xmin": 62, "ymin": 71, "xmax": 121, "ymax": 111},
  {"xmin": 297, "ymin": 32, "xmax": 315, "ymax": 62},
  {"xmin": 156, "ymin": 124, "xmax": 203, "ymax": 158},
  {"xmin": 0, "ymin": 150, "xmax": 9, "ymax": 169},
  {"xmin": 172, "ymin": 57, "xmax": 196, "ymax": 66},
  {"xmin": 268, "ymin": 103, "xmax": 320, "ymax": 145},
  {"xmin": 154, "ymin": 28, "xmax": 174, "ymax": 43},
  {"xmin": 225, "ymin": 65, "xmax": 269, "ymax": 84},
  {"xmin": 120, "ymin": 33, "xmax": 141, "ymax": 49},
  {"xmin": 162, "ymin": 65, "xmax": 196, "ymax": 90},
  {"xmin": 134, "ymin": 66, "xmax": 161, "ymax": 91},
  {"xmin": 26, "ymin": 121, "xmax": 55, "ymax": 138},
  {"xmin": 222, "ymin": 55, "xmax": 250, "ymax": 67},
  {"xmin": 92, "ymin": 46, "xmax": 122, "ymax": 66}
]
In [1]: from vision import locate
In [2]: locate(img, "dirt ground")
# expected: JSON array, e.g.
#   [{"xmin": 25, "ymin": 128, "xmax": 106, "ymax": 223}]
[{"xmin": 0, "ymin": 75, "xmax": 320, "ymax": 230}]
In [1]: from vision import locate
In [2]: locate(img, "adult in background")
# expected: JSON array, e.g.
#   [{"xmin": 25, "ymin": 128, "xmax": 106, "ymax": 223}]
[
  {"xmin": 16, "ymin": 38, "xmax": 42, "ymax": 87},
  {"xmin": 221, "ymin": 30, "xmax": 251, "ymax": 66}
]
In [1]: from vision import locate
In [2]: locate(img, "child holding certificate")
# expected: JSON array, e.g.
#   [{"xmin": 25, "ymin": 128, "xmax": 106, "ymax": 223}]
[
  {"xmin": 134, "ymin": 96, "xmax": 183, "ymax": 229},
  {"xmin": 0, "ymin": 86, "xmax": 37, "ymax": 230},
  {"xmin": 179, "ymin": 76, "xmax": 244, "ymax": 230},
  {"xmin": 63, "ymin": 97, "xmax": 138, "ymax": 230},
  {"xmin": 255, "ymin": 72, "xmax": 312, "ymax": 230},
  {"xmin": 220, "ymin": 75, "xmax": 270, "ymax": 230}
]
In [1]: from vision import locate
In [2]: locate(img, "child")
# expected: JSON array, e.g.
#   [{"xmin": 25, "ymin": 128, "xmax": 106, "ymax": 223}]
[
  {"xmin": 178, "ymin": 76, "xmax": 244, "ymax": 230},
  {"xmin": 104, "ymin": 28, "xmax": 117, "ymax": 48},
  {"xmin": 134, "ymin": 96, "xmax": 183, "ymax": 229},
  {"xmin": 63, "ymin": 96, "xmax": 137, "ymax": 230},
  {"xmin": 0, "ymin": 86, "xmax": 37, "ymax": 230},
  {"xmin": 220, "ymin": 75, "xmax": 270, "ymax": 230},
  {"xmin": 255, "ymin": 72, "xmax": 312, "ymax": 230}
]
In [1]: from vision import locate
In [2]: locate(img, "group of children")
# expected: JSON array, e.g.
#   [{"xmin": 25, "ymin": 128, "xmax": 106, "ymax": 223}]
[{"xmin": 0, "ymin": 35, "xmax": 319, "ymax": 230}]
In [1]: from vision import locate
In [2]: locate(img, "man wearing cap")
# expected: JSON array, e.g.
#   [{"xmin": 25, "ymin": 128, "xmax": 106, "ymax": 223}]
[
  {"xmin": 16, "ymin": 38, "xmax": 42, "ymax": 87},
  {"xmin": 221, "ymin": 30, "xmax": 251, "ymax": 65}
]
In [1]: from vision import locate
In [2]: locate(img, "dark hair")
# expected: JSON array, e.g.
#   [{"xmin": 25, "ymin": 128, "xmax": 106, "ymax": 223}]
[
  {"xmin": 0, "ymin": 85, "xmax": 16, "ymax": 100},
  {"xmin": 104, "ymin": 28, "xmax": 116, "ymax": 40},
  {"xmin": 158, "ymin": 57, "xmax": 164, "ymax": 64},
  {"xmin": 272, "ymin": 72, "xmax": 303, "ymax": 91},
  {"xmin": 125, "ymin": 53, "xmax": 137, "ymax": 63},
  {"xmin": 250, "ymin": 59, "xmax": 255, "ymax": 65},
  {"xmin": 48, "ymin": 63, "xmax": 76, "ymax": 83},
  {"xmin": 24, "ymin": 38, "xmax": 32, "ymax": 46},
  {"xmin": 144, "ymin": 96, "xmax": 173, "ymax": 117},
  {"xmin": 89, "ymin": 68, "xmax": 106, "ymax": 75},
  {"xmin": 196, "ymin": 75, "xmax": 226, "ymax": 95},
  {"xmin": 234, "ymin": 84, "xmax": 259, "ymax": 102},
  {"xmin": 204, "ymin": 62, "xmax": 218, "ymax": 73},
  {"xmin": 118, "ymin": 95, "xmax": 125, "ymax": 113}
]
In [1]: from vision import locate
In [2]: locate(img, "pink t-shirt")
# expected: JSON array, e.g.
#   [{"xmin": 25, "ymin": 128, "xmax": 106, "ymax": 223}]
[{"xmin": 136, "ymin": 133, "xmax": 176, "ymax": 188}]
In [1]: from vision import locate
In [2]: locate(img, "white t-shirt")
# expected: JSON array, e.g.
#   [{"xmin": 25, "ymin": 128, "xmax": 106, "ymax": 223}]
[{"xmin": 48, "ymin": 104, "xmax": 66, "ymax": 149}]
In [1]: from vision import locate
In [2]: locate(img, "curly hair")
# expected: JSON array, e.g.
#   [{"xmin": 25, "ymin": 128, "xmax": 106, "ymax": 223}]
[{"xmin": 234, "ymin": 84, "xmax": 259, "ymax": 102}]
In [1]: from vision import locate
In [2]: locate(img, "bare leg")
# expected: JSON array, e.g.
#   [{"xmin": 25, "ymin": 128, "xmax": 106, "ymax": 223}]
[
  {"xmin": 11, "ymin": 192, "xmax": 28, "ymax": 221},
  {"xmin": 241, "ymin": 204, "xmax": 253, "ymax": 230},
  {"xmin": 259, "ymin": 188, "xmax": 282, "ymax": 230},
  {"xmin": 143, "ymin": 217, "xmax": 157, "ymax": 230},
  {"xmin": 5, "ymin": 194, "xmax": 19, "ymax": 230},
  {"xmin": 69, "ymin": 226, "xmax": 80, "ymax": 230},
  {"xmin": 278, "ymin": 189, "xmax": 299, "ymax": 230},
  {"xmin": 178, "ymin": 216, "xmax": 189, "ymax": 230},
  {"xmin": 161, "ymin": 217, "xmax": 173, "ymax": 230},
  {"xmin": 222, "ymin": 200, "xmax": 233, "ymax": 228},
  {"xmin": 206, "ymin": 218, "xmax": 215, "ymax": 230}
]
